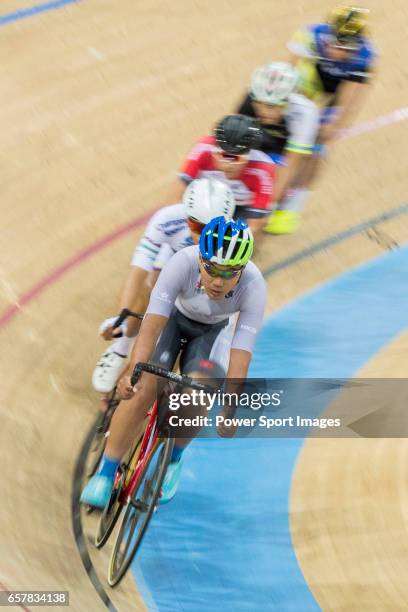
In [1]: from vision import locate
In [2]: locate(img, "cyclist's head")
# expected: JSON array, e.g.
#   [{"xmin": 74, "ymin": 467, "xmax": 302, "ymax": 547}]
[
  {"xmin": 250, "ymin": 62, "xmax": 299, "ymax": 123},
  {"xmin": 327, "ymin": 5, "xmax": 368, "ymax": 56},
  {"xmin": 183, "ymin": 178, "xmax": 236, "ymax": 244},
  {"xmin": 198, "ymin": 216, "xmax": 254, "ymax": 299},
  {"xmin": 213, "ymin": 115, "xmax": 262, "ymax": 179}
]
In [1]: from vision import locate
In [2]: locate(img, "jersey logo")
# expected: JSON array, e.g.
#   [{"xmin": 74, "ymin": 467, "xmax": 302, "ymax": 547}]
[
  {"xmin": 240, "ymin": 323, "xmax": 256, "ymax": 334},
  {"xmin": 158, "ymin": 291, "xmax": 171, "ymax": 303},
  {"xmin": 157, "ymin": 218, "xmax": 187, "ymax": 235},
  {"xmin": 199, "ymin": 359, "xmax": 214, "ymax": 370},
  {"xmin": 162, "ymin": 227, "xmax": 185, "ymax": 237}
]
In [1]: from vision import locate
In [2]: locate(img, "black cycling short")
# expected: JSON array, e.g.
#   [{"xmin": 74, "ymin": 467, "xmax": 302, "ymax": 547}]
[
  {"xmin": 151, "ymin": 308, "xmax": 229, "ymax": 377},
  {"xmin": 235, "ymin": 205, "xmax": 272, "ymax": 220}
]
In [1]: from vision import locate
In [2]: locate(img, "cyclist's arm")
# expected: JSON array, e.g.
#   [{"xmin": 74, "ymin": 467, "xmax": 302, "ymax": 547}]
[
  {"xmin": 231, "ymin": 274, "xmax": 267, "ymax": 356},
  {"xmin": 226, "ymin": 348, "xmax": 252, "ymax": 379},
  {"xmin": 330, "ymin": 78, "xmax": 371, "ymax": 131},
  {"xmin": 99, "ymin": 265, "xmax": 149, "ymax": 340},
  {"xmin": 217, "ymin": 276, "xmax": 266, "ymax": 435},
  {"xmin": 324, "ymin": 43, "xmax": 376, "ymax": 136},
  {"xmin": 274, "ymin": 151, "xmax": 304, "ymax": 203},
  {"xmin": 128, "ymin": 313, "xmax": 169, "ymax": 371}
]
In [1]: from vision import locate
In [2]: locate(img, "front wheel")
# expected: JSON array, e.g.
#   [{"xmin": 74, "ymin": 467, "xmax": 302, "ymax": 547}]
[{"xmin": 108, "ymin": 435, "xmax": 174, "ymax": 587}]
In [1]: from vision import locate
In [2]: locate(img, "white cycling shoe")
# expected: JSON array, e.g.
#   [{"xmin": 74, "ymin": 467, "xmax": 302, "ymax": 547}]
[{"xmin": 92, "ymin": 344, "xmax": 127, "ymax": 393}]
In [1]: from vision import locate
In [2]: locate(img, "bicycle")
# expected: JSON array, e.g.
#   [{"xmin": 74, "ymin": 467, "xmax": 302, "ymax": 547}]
[{"xmin": 95, "ymin": 361, "xmax": 215, "ymax": 587}]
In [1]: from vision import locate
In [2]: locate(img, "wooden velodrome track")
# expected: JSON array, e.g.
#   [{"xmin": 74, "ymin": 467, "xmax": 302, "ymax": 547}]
[{"xmin": 0, "ymin": 0, "xmax": 407, "ymax": 609}]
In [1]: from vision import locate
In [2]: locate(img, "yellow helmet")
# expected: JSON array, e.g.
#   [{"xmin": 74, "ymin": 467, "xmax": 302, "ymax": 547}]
[{"xmin": 328, "ymin": 6, "xmax": 369, "ymax": 46}]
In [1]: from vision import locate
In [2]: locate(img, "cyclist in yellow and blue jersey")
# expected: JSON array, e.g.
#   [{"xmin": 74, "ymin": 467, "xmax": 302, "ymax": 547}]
[{"xmin": 266, "ymin": 6, "xmax": 377, "ymax": 234}]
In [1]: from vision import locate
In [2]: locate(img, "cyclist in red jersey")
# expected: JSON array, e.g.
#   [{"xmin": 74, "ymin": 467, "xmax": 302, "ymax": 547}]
[{"xmin": 167, "ymin": 115, "xmax": 275, "ymax": 236}]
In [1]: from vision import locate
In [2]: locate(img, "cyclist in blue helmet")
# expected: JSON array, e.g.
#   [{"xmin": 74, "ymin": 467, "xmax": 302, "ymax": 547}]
[{"xmin": 81, "ymin": 217, "xmax": 266, "ymax": 507}]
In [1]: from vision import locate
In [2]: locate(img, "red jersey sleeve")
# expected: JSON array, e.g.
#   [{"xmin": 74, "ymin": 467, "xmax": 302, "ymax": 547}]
[
  {"xmin": 243, "ymin": 161, "xmax": 275, "ymax": 211},
  {"xmin": 178, "ymin": 136, "xmax": 215, "ymax": 183}
]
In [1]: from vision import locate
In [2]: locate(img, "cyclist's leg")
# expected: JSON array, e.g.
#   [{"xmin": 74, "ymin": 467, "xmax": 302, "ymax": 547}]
[
  {"xmin": 107, "ymin": 309, "xmax": 183, "ymax": 457},
  {"xmin": 266, "ymin": 102, "xmax": 336, "ymax": 235},
  {"xmin": 159, "ymin": 320, "xmax": 230, "ymax": 503},
  {"xmin": 235, "ymin": 205, "xmax": 270, "ymax": 240}
]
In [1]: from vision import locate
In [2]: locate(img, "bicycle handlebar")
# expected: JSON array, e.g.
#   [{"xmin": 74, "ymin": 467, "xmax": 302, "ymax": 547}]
[
  {"xmin": 112, "ymin": 308, "xmax": 144, "ymax": 337},
  {"xmin": 130, "ymin": 362, "xmax": 216, "ymax": 393}
]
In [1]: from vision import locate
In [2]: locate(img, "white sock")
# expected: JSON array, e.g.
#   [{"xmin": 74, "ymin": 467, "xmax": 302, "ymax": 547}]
[
  {"xmin": 278, "ymin": 189, "xmax": 312, "ymax": 213},
  {"xmin": 111, "ymin": 335, "xmax": 135, "ymax": 357}
]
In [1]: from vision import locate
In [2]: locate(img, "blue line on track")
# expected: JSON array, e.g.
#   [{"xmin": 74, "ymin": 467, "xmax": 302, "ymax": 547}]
[
  {"xmin": 133, "ymin": 244, "xmax": 408, "ymax": 611},
  {"xmin": 0, "ymin": 0, "xmax": 80, "ymax": 26}
]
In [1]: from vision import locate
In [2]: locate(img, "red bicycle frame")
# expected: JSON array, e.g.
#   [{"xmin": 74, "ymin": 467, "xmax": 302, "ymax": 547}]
[{"xmin": 115, "ymin": 401, "xmax": 160, "ymax": 504}]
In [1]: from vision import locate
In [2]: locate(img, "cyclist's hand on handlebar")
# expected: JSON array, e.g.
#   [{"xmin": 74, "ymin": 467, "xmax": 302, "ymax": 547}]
[
  {"xmin": 116, "ymin": 375, "xmax": 136, "ymax": 400},
  {"xmin": 99, "ymin": 316, "xmax": 128, "ymax": 341},
  {"xmin": 101, "ymin": 325, "xmax": 116, "ymax": 341}
]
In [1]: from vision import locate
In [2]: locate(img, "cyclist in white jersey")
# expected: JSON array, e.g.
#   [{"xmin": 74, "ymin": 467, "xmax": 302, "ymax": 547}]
[
  {"xmin": 92, "ymin": 178, "xmax": 236, "ymax": 394},
  {"xmin": 81, "ymin": 216, "xmax": 266, "ymax": 508},
  {"xmin": 237, "ymin": 62, "xmax": 320, "ymax": 234}
]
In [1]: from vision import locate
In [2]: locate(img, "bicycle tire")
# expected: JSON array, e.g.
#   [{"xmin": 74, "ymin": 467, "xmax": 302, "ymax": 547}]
[
  {"xmin": 84, "ymin": 423, "xmax": 107, "ymax": 480},
  {"xmin": 107, "ymin": 434, "xmax": 174, "ymax": 587},
  {"xmin": 94, "ymin": 431, "xmax": 143, "ymax": 549},
  {"xmin": 83, "ymin": 396, "xmax": 118, "ymax": 481}
]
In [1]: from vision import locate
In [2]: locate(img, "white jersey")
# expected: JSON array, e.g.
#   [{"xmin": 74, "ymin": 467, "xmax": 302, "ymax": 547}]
[
  {"xmin": 284, "ymin": 93, "xmax": 320, "ymax": 154},
  {"xmin": 238, "ymin": 91, "xmax": 319, "ymax": 156},
  {"xmin": 147, "ymin": 245, "xmax": 267, "ymax": 354},
  {"xmin": 131, "ymin": 204, "xmax": 192, "ymax": 271}
]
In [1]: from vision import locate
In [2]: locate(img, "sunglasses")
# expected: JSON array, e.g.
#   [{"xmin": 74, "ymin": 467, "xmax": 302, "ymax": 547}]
[
  {"xmin": 200, "ymin": 258, "xmax": 243, "ymax": 279},
  {"xmin": 214, "ymin": 148, "xmax": 249, "ymax": 162},
  {"xmin": 187, "ymin": 217, "xmax": 206, "ymax": 234}
]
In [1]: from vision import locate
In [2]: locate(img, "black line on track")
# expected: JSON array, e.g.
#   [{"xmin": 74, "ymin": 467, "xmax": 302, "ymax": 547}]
[
  {"xmin": 71, "ymin": 418, "xmax": 116, "ymax": 611},
  {"xmin": 70, "ymin": 201, "xmax": 408, "ymax": 610},
  {"xmin": 262, "ymin": 203, "xmax": 408, "ymax": 278}
]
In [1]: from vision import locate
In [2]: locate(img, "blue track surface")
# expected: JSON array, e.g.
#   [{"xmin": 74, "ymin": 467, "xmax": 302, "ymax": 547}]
[{"xmin": 134, "ymin": 244, "xmax": 408, "ymax": 611}]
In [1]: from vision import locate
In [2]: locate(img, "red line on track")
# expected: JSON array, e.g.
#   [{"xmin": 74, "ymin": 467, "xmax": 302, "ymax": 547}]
[
  {"xmin": 0, "ymin": 208, "xmax": 157, "ymax": 329},
  {"xmin": 0, "ymin": 581, "xmax": 31, "ymax": 612}
]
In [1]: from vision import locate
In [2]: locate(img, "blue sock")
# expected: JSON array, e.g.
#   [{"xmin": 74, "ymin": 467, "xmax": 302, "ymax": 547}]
[
  {"xmin": 97, "ymin": 454, "xmax": 120, "ymax": 478},
  {"xmin": 171, "ymin": 446, "xmax": 184, "ymax": 463}
]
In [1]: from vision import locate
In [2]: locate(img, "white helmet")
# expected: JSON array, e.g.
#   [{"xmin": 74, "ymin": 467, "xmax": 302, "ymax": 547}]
[
  {"xmin": 183, "ymin": 178, "xmax": 236, "ymax": 223},
  {"xmin": 250, "ymin": 62, "xmax": 299, "ymax": 105}
]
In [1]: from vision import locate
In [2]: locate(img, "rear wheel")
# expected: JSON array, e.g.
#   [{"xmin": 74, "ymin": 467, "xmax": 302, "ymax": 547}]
[{"xmin": 108, "ymin": 435, "xmax": 174, "ymax": 586}]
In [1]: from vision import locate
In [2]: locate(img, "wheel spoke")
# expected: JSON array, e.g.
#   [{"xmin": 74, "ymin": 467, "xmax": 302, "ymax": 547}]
[
  {"xmin": 120, "ymin": 509, "xmax": 139, "ymax": 561},
  {"xmin": 108, "ymin": 437, "xmax": 174, "ymax": 585}
]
